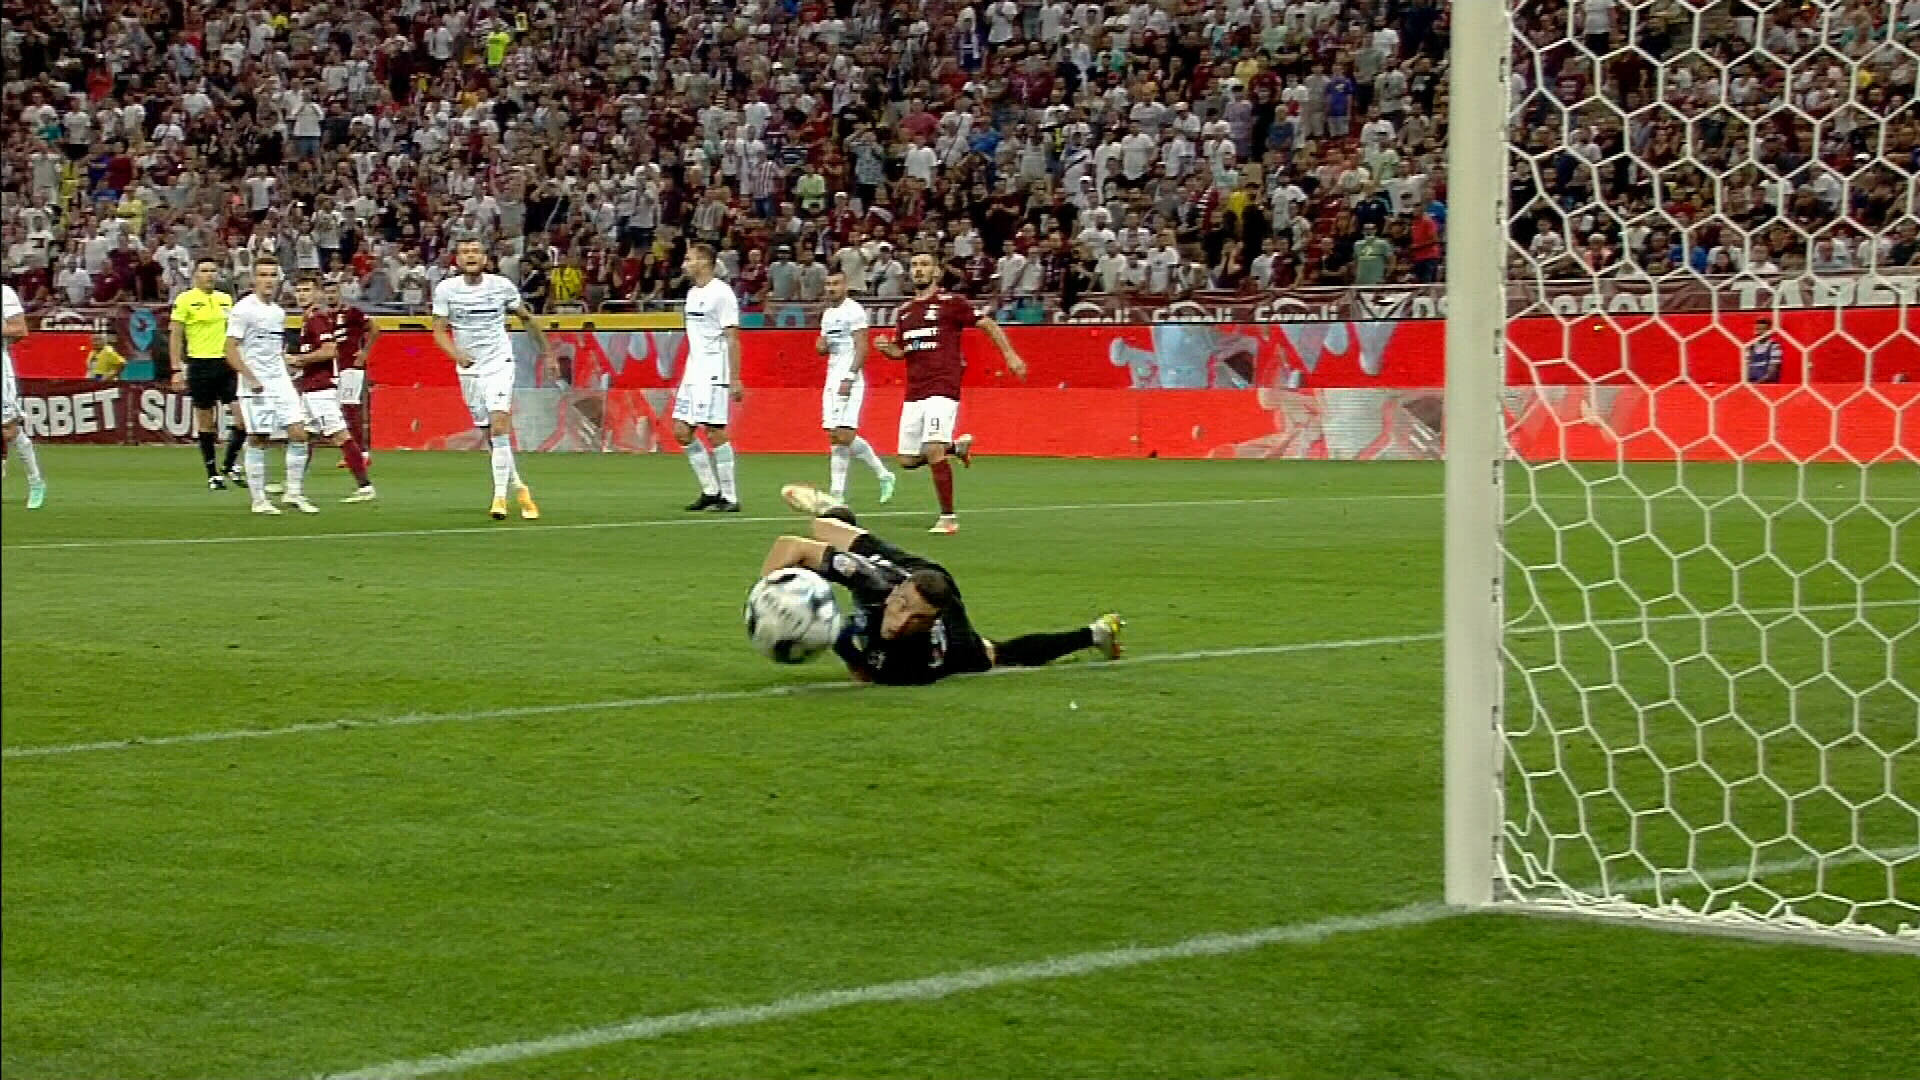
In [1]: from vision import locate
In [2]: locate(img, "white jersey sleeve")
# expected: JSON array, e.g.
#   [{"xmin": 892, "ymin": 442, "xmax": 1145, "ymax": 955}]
[
  {"xmin": 225, "ymin": 297, "xmax": 252, "ymax": 343},
  {"xmin": 431, "ymin": 277, "xmax": 453, "ymax": 319}
]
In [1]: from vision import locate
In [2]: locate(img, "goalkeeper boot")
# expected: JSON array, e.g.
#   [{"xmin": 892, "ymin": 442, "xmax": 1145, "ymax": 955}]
[{"xmin": 782, "ymin": 483, "xmax": 844, "ymax": 518}]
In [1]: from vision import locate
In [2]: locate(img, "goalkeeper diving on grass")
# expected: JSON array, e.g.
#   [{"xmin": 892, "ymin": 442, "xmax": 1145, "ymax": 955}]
[{"xmin": 762, "ymin": 484, "xmax": 1125, "ymax": 685}]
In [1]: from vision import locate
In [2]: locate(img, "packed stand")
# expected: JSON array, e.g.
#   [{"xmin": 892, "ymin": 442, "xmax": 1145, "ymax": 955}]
[{"xmin": 1, "ymin": 0, "xmax": 1915, "ymax": 318}]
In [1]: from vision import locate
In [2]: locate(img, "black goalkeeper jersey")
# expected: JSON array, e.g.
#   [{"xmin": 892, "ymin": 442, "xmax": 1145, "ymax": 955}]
[{"xmin": 817, "ymin": 534, "xmax": 993, "ymax": 685}]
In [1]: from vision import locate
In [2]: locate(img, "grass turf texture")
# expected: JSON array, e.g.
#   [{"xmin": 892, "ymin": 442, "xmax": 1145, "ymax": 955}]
[{"xmin": 3, "ymin": 448, "xmax": 1915, "ymax": 1079}]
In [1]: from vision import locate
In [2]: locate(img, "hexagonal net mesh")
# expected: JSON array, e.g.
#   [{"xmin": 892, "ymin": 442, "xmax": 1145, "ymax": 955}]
[{"xmin": 1493, "ymin": 0, "xmax": 1918, "ymax": 943}]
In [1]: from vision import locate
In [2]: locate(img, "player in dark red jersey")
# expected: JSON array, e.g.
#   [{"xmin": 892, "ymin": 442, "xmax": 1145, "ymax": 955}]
[
  {"xmin": 761, "ymin": 505, "xmax": 1123, "ymax": 685},
  {"xmin": 289, "ymin": 276, "xmax": 376, "ymax": 501},
  {"xmin": 873, "ymin": 252, "xmax": 1027, "ymax": 534},
  {"xmin": 322, "ymin": 277, "xmax": 375, "ymax": 457}
]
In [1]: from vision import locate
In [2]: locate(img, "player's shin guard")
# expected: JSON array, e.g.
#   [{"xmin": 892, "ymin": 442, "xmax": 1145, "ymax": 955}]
[
  {"xmin": 931, "ymin": 458, "xmax": 956, "ymax": 515},
  {"xmin": 197, "ymin": 431, "xmax": 219, "ymax": 476},
  {"xmin": 223, "ymin": 425, "xmax": 247, "ymax": 471},
  {"xmin": 685, "ymin": 442, "xmax": 719, "ymax": 495},
  {"xmin": 994, "ymin": 628, "xmax": 1095, "ymax": 667},
  {"xmin": 714, "ymin": 443, "xmax": 738, "ymax": 503},
  {"xmin": 11, "ymin": 432, "xmax": 42, "ymax": 484},
  {"xmin": 850, "ymin": 436, "xmax": 888, "ymax": 478},
  {"xmin": 285, "ymin": 440, "xmax": 309, "ymax": 496},
  {"xmin": 243, "ymin": 444, "xmax": 268, "ymax": 500},
  {"xmin": 829, "ymin": 444, "xmax": 851, "ymax": 500},
  {"xmin": 341, "ymin": 438, "xmax": 372, "ymax": 486},
  {"xmin": 489, "ymin": 434, "xmax": 515, "ymax": 498}
]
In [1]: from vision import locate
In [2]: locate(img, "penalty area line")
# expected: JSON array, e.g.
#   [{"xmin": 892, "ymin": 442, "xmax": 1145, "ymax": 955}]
[
  {"xmin": 4, "ymin": 599, "xmax": 1914, "ymax": 761},
  {"xmin": 315, "ymin": 845, "xmax": 1909, "ymax": 1080}
]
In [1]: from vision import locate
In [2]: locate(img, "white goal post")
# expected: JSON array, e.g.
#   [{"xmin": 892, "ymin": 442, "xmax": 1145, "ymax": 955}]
[{"xmin": 1444, "ymin": 0, "xmax": 1918, "ymax": 949}]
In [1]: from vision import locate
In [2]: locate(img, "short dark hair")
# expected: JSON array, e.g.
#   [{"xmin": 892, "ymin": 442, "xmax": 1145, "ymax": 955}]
[
  {"xmin": 296, "ymin": 274, "xmax": 319, "ymax": 287},
  {"xmin": 906, "ymin": 569, "xmax": 955, "ymax": 612},
  {"xmin": 195, "ymin": 256, "xmax": 219, "ymax": 269}
]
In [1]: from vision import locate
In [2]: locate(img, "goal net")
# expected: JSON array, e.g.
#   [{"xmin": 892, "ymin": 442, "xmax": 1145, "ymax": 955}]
[{"xmin": 1448, "ymin": 0, "xmax": 1919, "ymax": 946}]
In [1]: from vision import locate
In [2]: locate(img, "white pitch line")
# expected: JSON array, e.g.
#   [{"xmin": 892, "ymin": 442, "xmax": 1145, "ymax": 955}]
[
  {"xmin": 0, "ymin": 493, "xmax": 1418, "ymax": 552},
  {"xmin": 317, "ymin": 846, "xmax": 1909, "ymax": 1080},
  {"xmin": 5, "ymin": 490, "xmax": 1913, "ymax": 552},
  {"xmin": 6, "ymin": 600, "xmax": 1912, "ymax": 761}
]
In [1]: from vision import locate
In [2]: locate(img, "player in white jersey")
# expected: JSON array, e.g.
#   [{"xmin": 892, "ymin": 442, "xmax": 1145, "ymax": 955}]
[
  {"xmin": 675, "ymin": 242, "xmax": 745, "ymax": 512},
  {"xmin": 2, "ymin": 283, "xmax": 47, "ymax": 508},
  {"xmin": 817, "ymin": 269, "xmax": 895, "ymax": 507},
  {"xmin": 431, "ymin": 237, "xmax": 555, "ymax": 520},
  {"xmin": 226, "ymin": 261, "xmax": 318, "ymax": 515}
]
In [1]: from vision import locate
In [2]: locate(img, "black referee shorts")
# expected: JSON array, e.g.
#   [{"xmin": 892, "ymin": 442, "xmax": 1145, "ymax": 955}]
[{"xmin": 186, "ymin": 359, "xmax": 238, "ymax": 409}]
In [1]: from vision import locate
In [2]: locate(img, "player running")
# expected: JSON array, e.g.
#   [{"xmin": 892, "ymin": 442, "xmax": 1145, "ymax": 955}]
[
  {"xmin": 3, "ymin": 283, "xmax": 46, "ymax": 508},
  {"xmin": 431, "ymin": 237, "xmax": 555, "ymax": 520},
  {"xmin": 817, "ymin": 269, "xmax": 895, "ymax": 507},
  {"xmin": 170, "ymin": 257, "xmax": 246, "ymax": 489},
  {"xmin": 764, "ymin": 489, "xmax": 1123, "ymax": 685},
  {"xmin": 676, "ymin": 243, "xmax": 745, "ymax": 513},
  {"xmin": 289, "ymin": 276, "xmax": 375, "ymax": 502},
  {"xmin": 226, "ymin": 261, "xmax": 316, "ymax": 515},
  {"xmin": 875, "ymin": 252, "xmax": 1027, "ymax": 534}
]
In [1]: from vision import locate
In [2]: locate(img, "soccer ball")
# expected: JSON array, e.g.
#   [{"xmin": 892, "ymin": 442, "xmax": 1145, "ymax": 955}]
[{"xmin": 745, "ymin": 567, "xmax": 843, "ymax": 664}]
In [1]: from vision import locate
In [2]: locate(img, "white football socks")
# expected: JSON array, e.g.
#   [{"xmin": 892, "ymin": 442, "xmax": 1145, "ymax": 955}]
[
  {"xmin": 850, "ymin": 435, "xmax": 888, "ymax": 478},
  {"xmin": 829, "ymin": 443, "xmax": 851, "ymax": 500},
  {"xmin": 714, "ymin": 443, "xmax": 738, "ymax": 503},
  {"xmin": 490, "ymin": 434, "xmax": 515, "ymax": 498},
  {"xmin": 11, "ymin": 432, "xmax": 42, "ymax": 484},
  {"xmin": 244, "ymin": 444, "xmax": 268, "ymax": 501},
  {"xmin": 285, "ymin": 440, "xmax": 309, "ymax": 497},
  {"xmin": 686, "ymin": 442, "xmax": 719, "ymax": 496}
]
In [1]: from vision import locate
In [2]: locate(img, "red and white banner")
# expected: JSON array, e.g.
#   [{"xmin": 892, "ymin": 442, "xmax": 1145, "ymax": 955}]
[{"xmin": 11, "ymin": 380, "xmax": 224, "ymax": 445}]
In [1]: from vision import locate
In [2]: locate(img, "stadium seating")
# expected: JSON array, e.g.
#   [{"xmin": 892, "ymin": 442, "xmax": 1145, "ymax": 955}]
[{"xmin": 1, "ymin": 0, "xmax": 1915, "ymax": 312}]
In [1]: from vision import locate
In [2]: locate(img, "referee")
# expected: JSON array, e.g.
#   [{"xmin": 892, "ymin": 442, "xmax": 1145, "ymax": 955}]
[{"xmin": 170, "ymin": 257, "xmax": 245, "ymax": 488}]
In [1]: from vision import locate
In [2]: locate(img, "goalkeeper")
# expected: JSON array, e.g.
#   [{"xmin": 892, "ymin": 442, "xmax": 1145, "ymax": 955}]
[{"xmin": 761, "ymin": 484, "xmax": 1124, "ymax": 686}]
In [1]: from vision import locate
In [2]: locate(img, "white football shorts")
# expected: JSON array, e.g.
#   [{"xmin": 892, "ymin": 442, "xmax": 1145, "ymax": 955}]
[
  {"xmin": 239, "ymin": 374, "xmax": 306, "ymax": 437},
  {"xmin": 301, "ymin": 388, "xmax": 348, "ymax": 437},
  {"xmin": 672, "ymin": 381, "xmax": 732, "ymax": 428},
  {"xmin": 460, "ymin": 364, "xmax": 516, "ymax": 426},
  {"xmin": 821, "ymin": 377, "xmax": 866, "ymax": 431},
  {"xmin": 336, "ymin": 367, "xmax": 367, "ymax": 405},
  {"xmin": 897, "ymin": 395, "xmax": 959, "ymax": 454}
]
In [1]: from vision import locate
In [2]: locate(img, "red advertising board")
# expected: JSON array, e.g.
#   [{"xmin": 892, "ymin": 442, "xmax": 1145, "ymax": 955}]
[
  {"xmin": 365, "ymin": 382, "xmax": 1919, "ymax": 464},
  {"xmin": 11, "ymin": 381, "xmax": 220, "ymax": 445}
]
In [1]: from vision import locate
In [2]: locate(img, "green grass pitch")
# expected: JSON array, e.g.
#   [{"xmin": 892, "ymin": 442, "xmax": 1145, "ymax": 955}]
[{"xmin": 3, "ymin": 447, "xmax": 1916, "ymax": 1079}]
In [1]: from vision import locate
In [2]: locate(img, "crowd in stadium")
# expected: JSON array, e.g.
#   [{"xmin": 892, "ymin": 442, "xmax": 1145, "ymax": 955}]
[{"xmin": 1, "ymin": 0, "xmax": 1916, "ymax": 314}]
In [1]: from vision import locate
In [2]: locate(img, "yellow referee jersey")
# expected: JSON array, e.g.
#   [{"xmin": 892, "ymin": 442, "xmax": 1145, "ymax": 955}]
[{"xmin": 171, "ymin": 288, "xmax": 234, "ymax": 359}]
